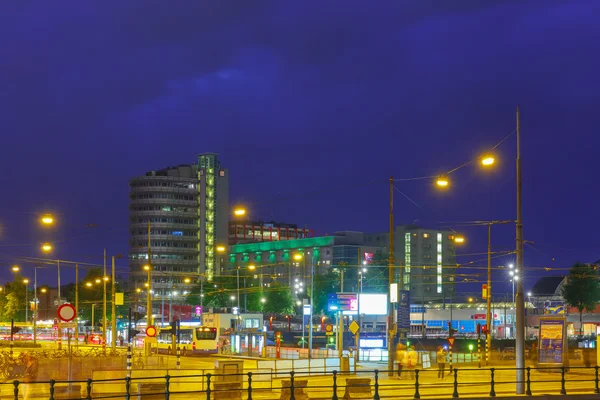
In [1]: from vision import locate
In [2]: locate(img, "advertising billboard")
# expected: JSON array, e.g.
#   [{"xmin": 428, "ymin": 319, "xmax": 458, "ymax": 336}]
[
  {"xmin": 358, "ymin": 294, "xmax": 387, "ymax": 315},
  {"xmin": 538, "ymin": 316, "xmax": 567, "ymax": 369}
]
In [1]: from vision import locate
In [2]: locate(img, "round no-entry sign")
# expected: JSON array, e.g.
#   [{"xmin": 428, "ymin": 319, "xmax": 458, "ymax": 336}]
[
  {"xmin": 146, "ymin": 326, "xmax": 157, "ymax": 337},
  {"xmin": 57, "ymin": 303, "xmax": 77, "ymax": 322}
]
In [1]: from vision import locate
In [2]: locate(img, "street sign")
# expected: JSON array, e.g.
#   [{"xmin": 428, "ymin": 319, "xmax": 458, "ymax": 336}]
[
  {"xmin": 115, "ymin": 293, "xmax": 124, "ymax": 306},
  {"xmin": 482, "ymin": 284, "xmax": 488, "ymax": 299},
  {"xmin": 397, "ymin": 290, "xmax": 410, "ymax": 330},
  {"xmin": 337, "ymin": 293, "xmax": 358, "ymax": 312},
  {"xmin": 349, "ymin": 320, "xmax": 360, "ymax": 335},
  {"xmin": 325, "ymin": 324, "xmax": 334, "ymax": 336},
  {"xmin": 61, "ymin": 322, "xmax": 77, "ymax": 329},
  {"xmin": 57, "ymin": 303, "xmax": 77, "ymax": 322},
  {"xmin": 146, "ymin": 326, "xmax": 157, "ymax": 337},
  {"xmin": 390, "ymin": 283, "xmax": 398, "ymax": 303},
  {"xmin": 447, "ymin": 337, "xmax": 455, "ymax": 347},
  {"xmin": 303, "ymin": 305, "xmax": 312, "ymax": 316}
]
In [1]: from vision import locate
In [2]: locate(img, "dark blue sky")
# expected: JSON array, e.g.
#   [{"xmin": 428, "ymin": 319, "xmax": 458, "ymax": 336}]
[{"xmin": 1, "ymin": 0, "xmax": 599, "ymax": 295}]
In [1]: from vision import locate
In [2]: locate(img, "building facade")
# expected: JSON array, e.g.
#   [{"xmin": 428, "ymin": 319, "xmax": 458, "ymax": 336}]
[
  {"xmin": 364, "ymin": 225, "xmax": 458, "ymax": 302},
  {"xmin": 129, "ymin": 154, "xmax": 229, "ymax": 300},
  {"xmin": 229, "ymin": 220, "xmax": 313, "ymax": 245}
]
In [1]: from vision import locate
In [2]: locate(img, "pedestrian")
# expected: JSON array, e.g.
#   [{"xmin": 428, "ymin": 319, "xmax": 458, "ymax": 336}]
[
  {"xmin": 406, "ymin": 346, "xmax": 418, "ymax": 380},
  {"xmin": 119, "ymin": 335, "xmax": 124, "ymax": 347},
  {"xmin": 436, "ymin": 346, "xmax": 447, "ymax": 379},
  {"xmin": 84, "ymin": 333, "xmax": 89, "ymax": 345},
  {"xmin": 395, "ymin": 343, "xmax": 406, "ymax": 379}
]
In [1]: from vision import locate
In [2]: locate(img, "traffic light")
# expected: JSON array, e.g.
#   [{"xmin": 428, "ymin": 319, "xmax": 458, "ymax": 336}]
[
  {"xmin": 328, "ymin": 336, "xmax": 335, "ymax": 345},
  {"xmin": 481, "ymin": 324, "xmax": 488, "ymax": 335},
  {"xmin": 129, "ymin": 327, "xmax": 142, "ymax": 339},
  {"xmin": 170, "ymin": 320, "xmax": 178, "ymax": 334},
  {"xmin": 448, "ymin": 322, "xmax": 457, "ymax": 337},
  {"xmin": 476, "ymin": 323, "xmax": 481, "ymax": 335},
  {"xmin": 11, "ymin": 326, "xmax": 21, "ymax": 335}
]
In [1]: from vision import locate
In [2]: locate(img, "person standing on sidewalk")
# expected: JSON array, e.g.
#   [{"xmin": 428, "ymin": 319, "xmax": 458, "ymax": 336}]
[
  {"xmin": 406, "ymin": 346, "xmax": 418, "ymax": 380},
  {"xmin": 395, "ymin": 343, "xmax": 407, "ymax": 379},
  {"xmin": 436, "ymin": 346, "xmax": 447, "ymax": 379}
]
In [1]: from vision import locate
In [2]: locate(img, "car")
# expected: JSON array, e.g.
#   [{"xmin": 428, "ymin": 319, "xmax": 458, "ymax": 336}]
[{"xmin": 500, "ymin": 347, "xmax": 515, "ymax": 360}]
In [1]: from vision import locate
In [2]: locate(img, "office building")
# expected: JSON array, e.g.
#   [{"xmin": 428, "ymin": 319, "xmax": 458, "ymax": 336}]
[
  {"xmin": 229, "ymin": 220, "xmax": 313, "ymax": 245},
  {"xmin": 129, "ymin": 153, "xmax": 229, "ymax": 299}
]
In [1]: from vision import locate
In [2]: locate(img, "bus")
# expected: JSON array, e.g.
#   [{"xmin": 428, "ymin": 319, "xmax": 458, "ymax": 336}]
[{"xmin": 156, "ymin": 325, "xmax": 219, "ymax": 353}]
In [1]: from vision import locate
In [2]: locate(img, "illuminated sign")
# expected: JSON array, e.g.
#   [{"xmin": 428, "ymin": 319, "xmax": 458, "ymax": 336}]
[
  {"xmin": 363, "ymin": 252, "xmax": 374, "ymax": 264},
  {"xmin": 359, "ymin": 294, "xmax": 387, "ymax": 315},
  {"xmin": 328, "ymin": 293, "xmax": 358, "ymax": 313},
  {"xmin": 390, "ymin": 283, "xmax": 398, "ymax": 303}
]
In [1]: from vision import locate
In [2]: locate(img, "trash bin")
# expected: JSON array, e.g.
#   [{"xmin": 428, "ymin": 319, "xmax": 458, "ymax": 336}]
[
  {"xmin": 214, "ymin": 359, "xmax": 244, "ymax": 382},
  {"xmin": 341, "ymin": 355, "xmax": 350, "ymax": 372}
]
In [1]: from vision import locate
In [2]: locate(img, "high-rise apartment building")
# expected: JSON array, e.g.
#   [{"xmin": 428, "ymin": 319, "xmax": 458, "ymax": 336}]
[{"xmin": 129, "ymin": 153, "xmax": 229, "ymax": 299}]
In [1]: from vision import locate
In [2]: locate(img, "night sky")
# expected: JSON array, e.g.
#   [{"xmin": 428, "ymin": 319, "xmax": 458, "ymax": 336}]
[{"xmin": 1, "ymin": 1, "xmax": 599, "ymax": 296}]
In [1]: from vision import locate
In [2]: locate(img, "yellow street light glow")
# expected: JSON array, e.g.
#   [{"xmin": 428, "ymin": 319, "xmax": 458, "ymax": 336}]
[
  {"xmin": 481, "ymin": 155, "xmax": 495, "ymax": 166},
  {"xmin": 23, "ymin": 278, "xmax": 29, "ymax": 284},
  {"xmin": 103, "ymin": 276, "xmax": 109, "ymax": 282},
  {"xmin": 41, "ymin": 288, "xmax": 47, "ymax": 293},
  {"xmin": 86, "ymin": 282, "xmax": 93, "ymax": 287},
  {"xmin": 95, "ymin": 278, "xmax": 101, "ymax": 284},
  {"xmin": 144, "ymin": 283, "xmax": 149, "ymax": 287},
  {"xmin": 11, "ymin": 265, "xmax": 20, "ymax": 272},
  {"xmin": 248, "ymin": 265, "xmax": 256, "ymax": 271},
  {"xmin": 41, "ymin": 243, "xmax": 53, "ymax": 253},
  {"xmin": 293, "ymin": 254, "xmax": 303, "ymax": 261},
  {"xmin": 216, "ymin": 245, "xmax": 226, "ymax": 253},
  {"xmin": 184, "ymin": 278, "xmax": 191, "ymax": 284},
  {"xmin": 143, "ymin": 264, "xmax": 151, "ymax": 271},
  {"xmin": 136, "ymin": 288, "xmax": 142, "ymax": 293},
  {"xmin": 233, "ymin": 208, "xmax": 246, "ymax": 217},
  {"xmin": 436, "ymin": 176, "xmax": 449, "ymax": 188},
  {"xmin": 41, "ymin": 214, "xmax": 54, "ymax": 225},
  {"xmin": 468, "ymin": 297, "xmax": 474, "ymax": 303},
  {"xmin": 0, "ymin": 287, "xmax": 3, "ymax": 292},
  {"xmin": 454, "ymin": 236, "xmax": 465, "ymax": 244}
]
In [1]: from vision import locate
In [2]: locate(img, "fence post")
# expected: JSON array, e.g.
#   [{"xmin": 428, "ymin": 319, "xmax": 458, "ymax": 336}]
[
  {"xmin": 49, "ymin": 379, "xmax": 56, "ymax": 400},
  {"xmin": 247, "ymin": 371, "xmax": 253, "ymax": 400},
  {"xmin": 12, "ymin": 380, "xmax": 19, "ymax": 400},
  {"xmin": 414, "ymin": 369, "xmax": 421, "ymax": 399},
  {"xmin": 332, "ymin": 370, "xmax": 338, "ymax": 400},
  {"xmin": 595, "ymin": 366, "xmax": 599, "ymax": 394},
  {"xmin": 374, "ymin": 370, "xmax": 380, "ymax": 400},
  {"xmin": 127, "ymin": 345, "xmax": 132, "ymax": 374},
  {"xmin": 560, "ymin": 366, "xmax": 567, "ymax": 395},
  {"xmin": 176, "ymin": 346, "xmax": 181, "ymax": 370},
  {"xmin": 165, "ymin": 374, "xmax": 171, "ymax": 400},
  {"xmin": 526, "ymin": 367, "xmax": 532, "ymax": 396},
  {"xmin": 452, "ymin": 368, "xmax": 459, "ymax": 398},
  {"xmin": 86, "ymin": 378, "xmax": 93, "ymax": 400},
  {"xmin": 489, "ymin": 368, "xmax": 496, "ymax": 397},
  {"xmin": 206, "ymin": 372, "xmax": 212, "ymax": 400},
  {"xmin": 125, "ymin": 376, "xmax": 131, "ymax": 400},
  {"xmin": 290, "ymin": 371, "xmax": 296, "ymax": 400}
]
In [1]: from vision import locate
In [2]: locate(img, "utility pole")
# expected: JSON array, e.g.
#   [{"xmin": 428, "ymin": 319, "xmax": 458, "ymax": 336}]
[
  {"xmin": 111, "ymin": 256, "xmax": 117, "ymax": 349},
  {"xmin": 33, "ymin": 267, "xmax": 38, "ymax": 346},
  {"xmin": 387, "ymin": 176, "xmax": 396, "ymax": 377},
  {"xmin": 515, "ymin": 106, "xmax": 525, "ymax": 394},
  {"xmin": 75, "ymin": 264, "xmax": 78, "ymax": 348},
  {"xmin": 103, "ymin": 249, "xmax": 107, "ymax": 347},
  {"xmin": 147, "ymin": 221, "xmax": 153, "ymax": 327},
  {"xmin": 486, "ymin": 224, "xmax": 491, "ymax": 366}
]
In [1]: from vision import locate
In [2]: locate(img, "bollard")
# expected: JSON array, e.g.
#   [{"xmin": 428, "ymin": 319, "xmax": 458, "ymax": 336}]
[
  {"xmin": 125, "ymin": 376, "xmax": 131, "ymax": 400},
  {"xmin": 374, "ymin": 370, "xmax": 380, "ymax": 400},
  {"xmin": 86, "ymin": 378, "xmax": 92, "ymax": 400},
  {"xmin": 332, "ymin": 370, "xmax": 338, "ymax": 400},
  {"xmin": 206, "ymin": 373, "xmax": 212, "ymax": 400},
  {"xmin": 489, "ymin": 368, "xmax": 496, "ymax": 397},
  {"xmin": 560, "ymin": 366, "xmax": 567, "ymax": 395},
  {"xmin": 449, "ymin": 345, "xmax": 453, "ymax": 373},
  {"xmin": 452, "ymin": 368, "xmax": 459, "ymax": 398},
  {"xmin": 526, "ymin": 367, "xmax": 532, "ymax": 396},
  {"xmin": 49, "ymin": 379, "xmax": 56, "ymax": 400},
  {"xmin": 127, "ymin": 345, "xmax": 132, "ymax": 373},
  {"xmin": 247, "ymin": 371, "xmax": 253, "ymax": 400},
  {"xmin": 595, "ymin": 366, "xmax": 599, "ymax": 394},
  {"xmin": 414, "ymin": 369, "xmax": 421, "ymax": 399},
  {"xmin": 176, "ymin": 346, "xmax": 181, "ymax": 370},
  {"xmin": 165, "ymin": 374, "xmax": 171, "ymax": 400},
  {"xmin": 290, "ymin": 371, "xmax": 296, "ymax": 400},
  {"xmin": 477, "ymin": 337, "xmax": 481, "ymax": 368},
  {"xmin": 13, "ymin": 380, "xmax": 19, "ymax": 400}
]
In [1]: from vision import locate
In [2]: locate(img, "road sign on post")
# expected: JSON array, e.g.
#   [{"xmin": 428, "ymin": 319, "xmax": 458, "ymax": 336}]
[
  {"xmin": 146, "ymin": 326, "xmax": 157, "ymax": 337},
  {"xmin": 57, "ymin": 303, "xmax": 77, "ymax": 322},
  {"xmin": 482, "ymin": 284, "xmax": 488, "ymax": 299},
  {"xmin": 447, "ymin": 337, "xmax": 455, "ymax": 347},
  {"xmin": 349, "ymin": 320, "xmax": 360, "ymax": 335},
  {"xmin": 325, "ymin": 324, "xmax": 334, "ymax": 335}
]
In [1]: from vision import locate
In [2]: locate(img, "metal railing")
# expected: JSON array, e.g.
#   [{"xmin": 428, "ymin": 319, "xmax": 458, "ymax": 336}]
[{"xmin": 2, "ymin": 364, "xmax": 600, "ymax": 399}]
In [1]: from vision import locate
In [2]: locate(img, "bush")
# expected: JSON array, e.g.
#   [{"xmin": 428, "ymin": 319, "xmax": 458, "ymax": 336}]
[{"xmin": 0, "ymin": 341, "xmax": 42, "ymax": 348}]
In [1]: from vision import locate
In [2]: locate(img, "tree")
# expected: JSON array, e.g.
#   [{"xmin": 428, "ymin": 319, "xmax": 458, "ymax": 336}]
[
  {"xmin": 186, "ymin": 275, "xmax": 237, "ymax": 309},
  {"xmin": 3, "ymin": 292, "xmax": 20, "ymax": 321},
  {"xmin": 263, "ymin": 282, "xmax": 294, "ymax": 315},
  {"xmin": 562, "ymin": 262, "xmax": 600, "ymax": 337},
  {"xmin": 311, "ymin": 270, "xmax": 340, "ymax": 315}
]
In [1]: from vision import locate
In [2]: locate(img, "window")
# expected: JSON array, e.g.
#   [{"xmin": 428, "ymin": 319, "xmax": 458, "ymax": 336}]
[
  {"xmin": 195, "ymin": 327, "xmax": 217, "ymax": 340},
  {"xmin": 436, "ymin": 233, "xmax": 443, "ymax": 293},
  {"xmin": 423, "ymin": 233, "xmax": 429, "ymax": 238},
  {"xmin": 219, "ymin": 170, "xmax": 225, "ymax": 177}
]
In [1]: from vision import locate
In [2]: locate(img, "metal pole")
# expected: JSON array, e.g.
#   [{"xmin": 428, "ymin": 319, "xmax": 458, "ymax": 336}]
[
  {"xmin": 103, "ymin": 249, "xmax": 107, "ymax": 347},
  {"xmin": 111, "ymin": 256, "xmax": 117, "ymax": 349},
  {"xmin": 33, "ymin": 268, "xmax": 37, "ymax": 345},
  {"xmin": 309, "ymin": 254, "xmax": 314, "ymax": 359},
  {"xmin": 147, "ymin": 220, "xmax": 153, "ymax": 327},
  {"xmin": 57, "ymin": 259, "xmax": 62, "ymax": 350},
  {"xmin": 237, "ymin": 268, "xmax": 240, "ymax": 310},
  {"xmin": 387, "ymin": 176, "xmax": 396, "ymax": 376},
  {"xmin": 25, "ymin": 282, "xmax": 28, "ymax": 323},
  {"xmin": 356, "ymin": 248, "xmax": 361, "ymax": 364},
  {"xmin": 92, "ymin": 304, "xmax": 95, "ymax": 331},
  {"xmin": 515, "ymin": 106, "xmax": 525, "ymax": 394},
  {"xmin": 75, "ymin": 264, "xmax": 78, "ymax": 347},
  {"xmin": 486, "ymin": 224, "xmax": 492, "ymax": 366}
]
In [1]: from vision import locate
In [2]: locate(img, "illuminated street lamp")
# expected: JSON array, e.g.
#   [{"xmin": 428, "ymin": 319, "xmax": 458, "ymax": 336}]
[
  {"xmin": 454, "ymin": 236, "xmax": 465, "ymax": 244},
  {"xmin": 293, "ymin": 253, "xmax": 303, "ymax": 261},
  {"xmin": 184, "ymin": 278, "xmax": 191, "ymax": 284},
  {"xmin": 40, "ymin": 214, "xmax": 55, "ymax": 225},
  {"xmin": 41, "ymin": 243, "xmax": 53, "ymax": 253},
  {"xmin": 436, "ymin": 175, "xmax": 450, "ymax": 188},
  {"xmin": 86, "ymin": 282, "xmax": 93, "ymax": 288},
  {"xmin": 12, "ymin": 265, "xmax": 19, "ymax": 272},
  {"xmin": 216, "ymin": 245, "xmax": 226, "ymax": 253},
  {"xmin": 480, "ymin": 155, "xmax": 496, "ymax": 166},
  {"xmin": 233, "ymin": 208, "xmax": 246, "ymax": 217}
]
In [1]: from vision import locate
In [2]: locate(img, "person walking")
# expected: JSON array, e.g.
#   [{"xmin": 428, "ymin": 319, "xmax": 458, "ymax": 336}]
[
  {"xmin": 406, "ymin": 346, "xmax": 418, "ymax": 380},
  {"xmin": 395, "ymin": 343, "xmax": 406, "ymax": 379},
  {"xmin": 436, "ymin": 346, "xmax": 447, "ymax": 379}
]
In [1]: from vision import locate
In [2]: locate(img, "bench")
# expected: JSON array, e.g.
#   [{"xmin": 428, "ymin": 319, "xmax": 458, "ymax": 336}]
[
  {"xmin": 213, "ymin": 381, "xmax": 242, "ymax": 400},
  {"xmin": 343, "ymin": 378, "xmax": 372, "ymax": 400},
  {"xmin": 280, "ymin": 379, "xmax": 309, "ymax": 400},
  {"xmin": 137, "ymin": 383, "xmax": 166, "ymax": 400}
]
